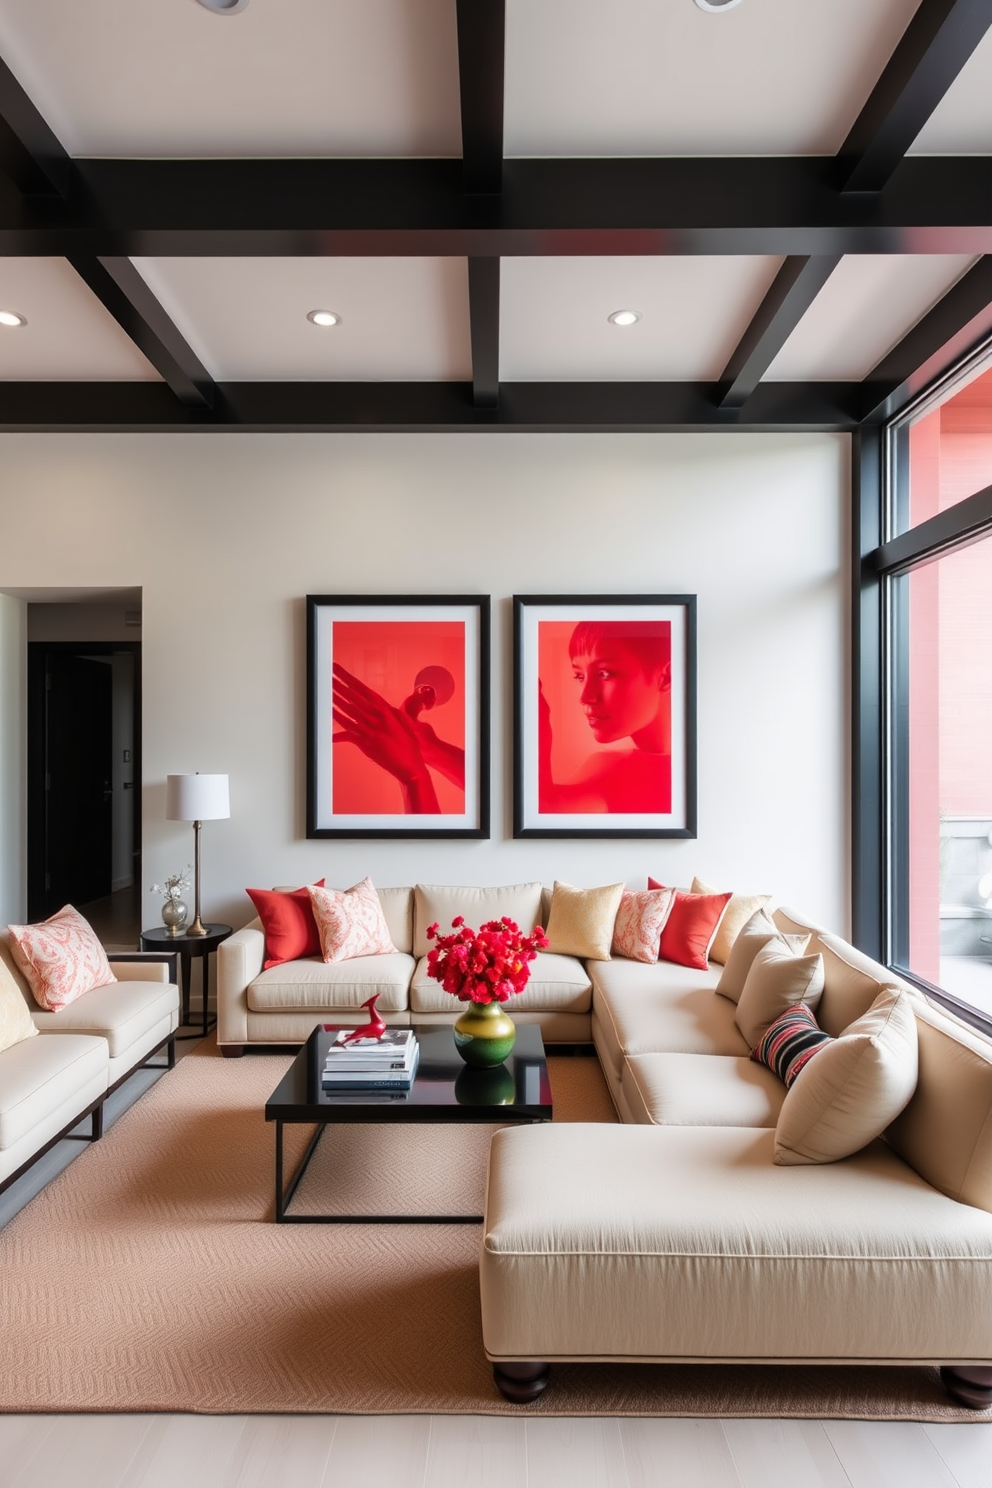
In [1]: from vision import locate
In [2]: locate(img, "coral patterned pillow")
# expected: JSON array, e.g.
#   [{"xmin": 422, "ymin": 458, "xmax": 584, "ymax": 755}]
[
  {"xmin": 7, "ymin": 905, "xmax": 116, "ymax": 1012},
  {"xmin": 308, "ymin": 879, "xmax": 398, "ymax": 963},
  {"xmin": 611, "ymin": 888, "xmax": 676, "ymax": 963}
]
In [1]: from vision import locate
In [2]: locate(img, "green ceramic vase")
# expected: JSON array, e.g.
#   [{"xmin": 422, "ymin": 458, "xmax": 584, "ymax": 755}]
[{"xmin": 452, "ymin": 1000, "xmax": 517, "ymax": 1068}]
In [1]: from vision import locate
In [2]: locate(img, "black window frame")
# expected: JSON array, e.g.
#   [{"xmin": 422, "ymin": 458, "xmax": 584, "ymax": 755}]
[{"xmin": 856, "ymin": 343, "xmax": 992, "ymax": 1037}]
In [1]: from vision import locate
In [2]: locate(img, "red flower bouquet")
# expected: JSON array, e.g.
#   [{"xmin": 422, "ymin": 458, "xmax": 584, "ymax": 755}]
[{"xmin": 425, "ymin": 916, "xmax": 549, "ymax": 1005}]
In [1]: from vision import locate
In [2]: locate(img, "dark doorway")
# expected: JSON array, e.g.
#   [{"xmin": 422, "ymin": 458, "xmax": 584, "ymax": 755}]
[{"xmin": 27, "ymin": 642, "xmax": 141, "ymax": 922}]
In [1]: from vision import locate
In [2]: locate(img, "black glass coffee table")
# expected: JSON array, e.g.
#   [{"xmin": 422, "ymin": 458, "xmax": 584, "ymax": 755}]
[{"xmin": 265, "ymin": 1022, "xmax": 553, "ymax": 1223}]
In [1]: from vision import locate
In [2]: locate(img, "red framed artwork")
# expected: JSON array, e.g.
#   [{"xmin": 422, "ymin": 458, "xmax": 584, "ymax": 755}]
[
  {"xmin": 513, "ymin": 595, "xmax": 697, "ymax": 839},
  {"xmin": 307, "ymin": 596, "xmax": 490, "ymax": 838}
]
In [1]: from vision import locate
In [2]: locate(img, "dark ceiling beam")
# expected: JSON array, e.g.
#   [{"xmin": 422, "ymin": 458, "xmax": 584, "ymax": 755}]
[
  {"xmin": 467, "ymin": 258, "xmax": 500, "ymax": 408},
  {"xmin": 67, "ymin": 256, "xmax": 215, "ymax": 409},
  {"xmin": 858, "ymin": 256, "xmax": 992, "ymax": 423},
  {"xmin": 838, "ymin": 0, "xmax": 992, "ymax": 193},
  {"xmin": 456, "ymin": 0, "xmax": 505, "ymax": 195},
  {"xmin": 4, "ymin": 156, "xmax": 992, "ymax": 257},
  {"xmin": 718, "ymin": 255, "xmax": 842, "ymax": 409},
  {"xmin": 0, "ymin": 380, "xmax": 861, "ymax": 434},
  {"xmin": 0, "ymin": 55, "xmax": 71, "ymax": 195}
]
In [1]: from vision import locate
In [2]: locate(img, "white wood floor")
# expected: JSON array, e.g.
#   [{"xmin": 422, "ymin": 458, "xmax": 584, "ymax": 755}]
[
  {"xmin": 4, "ymin": 1038, "xmax": 992, "ymax": 1488},
  {"xmin": 1, "ymin": 1413, "xmax": 991, "ymax": 1488}
]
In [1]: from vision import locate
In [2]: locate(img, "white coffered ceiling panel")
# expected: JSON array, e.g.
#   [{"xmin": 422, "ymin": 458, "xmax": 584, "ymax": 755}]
[
  {"xmin": 499, "ymin": 256, "xmax": 784, "ymax": 382},
  {"xmin": 909, "ymin": 25, "xmax": 992, "ymax": 154},
  {"xmin": 131, "ymin": 257, "xmax": 472, "ymax": 382},
  {"xmin": 504, "ymin": 0, "xmax": 921, "ymax": 158},
  {"xmin": 0, "ymin": 259, "xmax": 160, "ymax": 380},
  {"xmin": 765, "ymin": 255, "xmax": 978, "ymax": 382},
  {"xmin": 0, "ymin": 0, "xmax": 461, "ymax": 158}
]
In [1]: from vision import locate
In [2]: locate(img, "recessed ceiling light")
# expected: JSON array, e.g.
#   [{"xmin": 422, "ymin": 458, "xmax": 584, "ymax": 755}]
[
  {"xmin": 307, "ymin": 310, "xmax": 341, "ymax": 328},
  {"xmin": 195, "ymin": 0, "xmax": 250, "ymax": 13},
  {"xmin": 693, "ymin": 0, "xmax": 743, "ymax": 10},
  {"xmin": 608, "ymin": 310, "xmax": 640, "ymax": 327},
  {"xmin": 0, "ymin": 310, "xmax": 27, "ymax": 328}
]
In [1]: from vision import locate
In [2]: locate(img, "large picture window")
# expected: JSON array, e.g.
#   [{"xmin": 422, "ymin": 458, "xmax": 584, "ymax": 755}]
[{"xmin": 881, "ymin": 356, "xmax": 992, "ymax": 1022}]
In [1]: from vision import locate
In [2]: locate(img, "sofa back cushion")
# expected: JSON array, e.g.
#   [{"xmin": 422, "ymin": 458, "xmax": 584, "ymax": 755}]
[
  {"xmin": 413, "ymin": 883, "xmax": 543, "ymax": 959},
  {"xmin": 376, "ymin": 888, "xmax": 414, "ymax": 954},
  {"xmin": 886, "ymin": 999, "xmax": 992, "ymax": 1213},
  {"xmin": 815, "ymin": 932, "xmax": 917, "ymax": 1037}
]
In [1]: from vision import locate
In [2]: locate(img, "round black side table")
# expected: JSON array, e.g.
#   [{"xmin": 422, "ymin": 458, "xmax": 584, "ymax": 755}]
[{"xmin": 140, "ymin": 923, "xmax": 233, "ymax": 1039}]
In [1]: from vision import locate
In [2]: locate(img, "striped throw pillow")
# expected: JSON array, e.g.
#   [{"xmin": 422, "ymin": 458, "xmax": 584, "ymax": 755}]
[{"xmin": 751, "ymin": 1004, "xmax": 832, "ymax": 1088}]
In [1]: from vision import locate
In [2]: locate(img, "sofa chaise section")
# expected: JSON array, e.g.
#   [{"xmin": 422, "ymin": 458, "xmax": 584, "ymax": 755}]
[{"xmin": 481, "ymin": 1122, "xmax": 992, "ymax": 1385}]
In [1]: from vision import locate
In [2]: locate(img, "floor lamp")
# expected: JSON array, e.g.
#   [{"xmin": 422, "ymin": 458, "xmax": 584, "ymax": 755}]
[{"xmin": 166, "ymin": 773, "xmax": 230, "ymax": 937}]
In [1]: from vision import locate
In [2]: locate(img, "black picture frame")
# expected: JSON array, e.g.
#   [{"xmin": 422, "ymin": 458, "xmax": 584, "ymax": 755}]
[
  {"xmin": 513, "ymin": 594, "xmax": 697, "ymax": 839},
  {"xmin": 306, "ymin": 595, "xmax": 490, "ymax": 839}
]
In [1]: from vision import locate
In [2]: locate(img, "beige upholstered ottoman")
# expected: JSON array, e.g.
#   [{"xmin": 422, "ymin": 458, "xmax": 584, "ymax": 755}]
[{"xmin": 479, "ymin": 1121, "xmax": 992, "ymax": 1402}]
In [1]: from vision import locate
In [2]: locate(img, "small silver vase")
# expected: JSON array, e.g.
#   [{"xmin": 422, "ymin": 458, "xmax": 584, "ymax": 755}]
[{"xmin": 161, "ymin": 898, "xmax": 188, "ymax": 937}]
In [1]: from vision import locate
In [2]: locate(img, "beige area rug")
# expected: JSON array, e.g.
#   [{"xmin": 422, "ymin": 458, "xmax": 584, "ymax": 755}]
[{"xmin": 0, "ymin": 1039, "xmax": 987, "ymax": 1421}]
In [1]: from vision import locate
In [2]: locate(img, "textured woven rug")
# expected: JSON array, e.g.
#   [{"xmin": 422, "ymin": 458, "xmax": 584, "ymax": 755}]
[{"xmin": 0, "ymin": 1038, "xmax": 987, "ymax": 1420}]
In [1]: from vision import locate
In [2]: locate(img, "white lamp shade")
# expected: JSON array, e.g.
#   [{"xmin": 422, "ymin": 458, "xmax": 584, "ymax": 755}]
[{"xmin": 166, "ymin": 773, "xmax": 230, "ymax": 822}]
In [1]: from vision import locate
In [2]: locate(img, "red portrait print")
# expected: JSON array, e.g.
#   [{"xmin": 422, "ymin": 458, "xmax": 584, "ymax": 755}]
[
  {"xmin": 537, "ymin": 619, "xmax": 672, "ymax": 814},
  {"xmin": 332, "ymin": 620, "xmax": 466, "ymax": 815}
]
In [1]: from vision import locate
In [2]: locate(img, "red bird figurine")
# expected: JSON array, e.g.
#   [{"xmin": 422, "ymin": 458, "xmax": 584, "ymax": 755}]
[{"xmin": 342, "ymin": 993, "xmax": 388, "ymax": 1044}]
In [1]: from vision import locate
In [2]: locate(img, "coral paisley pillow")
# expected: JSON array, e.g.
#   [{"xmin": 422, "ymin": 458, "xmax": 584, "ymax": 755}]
[
  {"xmin": 611, "ymin": 888, "xmax": 676, "ymax": 963},
  {"xmin": 7, "ymin": 905, "xmax": 116, "ymax": 1012},
  {"xmin": 247, "ymin": 881, "xmax": 325, "ymax": 969},
  {"xmin": 308, "ymin": 879, "xmax": 398, "ymax": 963}
]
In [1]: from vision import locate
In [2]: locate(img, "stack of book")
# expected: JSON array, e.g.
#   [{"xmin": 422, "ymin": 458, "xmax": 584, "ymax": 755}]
[{"xmin": 321, "ymin": 1028, "xmax": 419, "ymax": 1090}]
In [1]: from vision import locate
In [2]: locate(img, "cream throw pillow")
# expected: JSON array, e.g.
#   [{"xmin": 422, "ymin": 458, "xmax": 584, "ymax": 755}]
[
  {"xmin": 691, "ymin": 878, "xmax": 771, "ymax": 965},
  {"xmin": 735, "ymin": 940, "xmax": 825, "ymax": 1048},
  {"xmin": 715, "ymin": 908, "xmax": 810, "ymax": 1003},
  {"xmin": 0, "ymin": 955, "xmax": 38, "ymax": 1053},
  {"xmin": 544, "ymin": 881, "xmax": 624, "ymax": 961},
  {"xmin": 774, "ymin": 985, "xmax": 919, "ymax": 1166}
]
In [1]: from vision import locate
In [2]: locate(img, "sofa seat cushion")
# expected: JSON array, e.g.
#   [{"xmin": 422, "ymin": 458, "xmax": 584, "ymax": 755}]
[
  {"xmin": 410, "ymin": 953, "xmax": 590, "ymax": 1014},
  {"xmin": 246, "ymin": 953, "xmax": 415, "ymax": 1012},
  {"xmin": 590, "ymin": 958, "xmax": 748, "ymax": 1083},
  {"xmin": 480, "ymin": 1123, "xmax": 992, "ymax": 1363},
  {"xmin": 622, "ymin": 1052, "xmax": 785, "ymax": 1128},
  {"xmin": 0, "ymin": 1033, "xmax": 108, "ymax": 1150},
  {"xmin": 30, "ymin": 980, "xmax": 179, "ymax": 1059}
]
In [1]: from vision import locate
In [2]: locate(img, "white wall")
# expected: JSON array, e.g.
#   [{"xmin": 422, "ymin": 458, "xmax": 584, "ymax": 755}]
[
  {"xmin": 0, "ymin": 592, "xmax": 27, "ymax": 925},
  {"xmin": 0, "ymin": 432, "xmax": 850, "ymax": 933}
]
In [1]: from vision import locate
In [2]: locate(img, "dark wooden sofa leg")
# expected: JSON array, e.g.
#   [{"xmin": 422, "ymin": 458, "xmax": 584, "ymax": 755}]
[
  {"xmin": 167, "ymin": 1035, "xmax": 176, "ymax": 1069},
  {"xmin": 941, "ymin": 1366, "xmax": 992, "ymax": 1409},
  {"xmin": 91, "ymin": 1102, "xmax": 104, "ymax": 1142},
  {"xmin": 492, "ymin": 1361, "xmax": 551, "ymax": 1403},
  {"xmin": 221, "ymin": 1045, "xmax": 245, "ymax": 1059}
]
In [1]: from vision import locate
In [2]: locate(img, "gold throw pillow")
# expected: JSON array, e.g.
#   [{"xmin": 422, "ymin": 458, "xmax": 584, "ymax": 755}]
[{"xmin": 544, "ymin": 880, "xmax": 625, "ymax": 961}]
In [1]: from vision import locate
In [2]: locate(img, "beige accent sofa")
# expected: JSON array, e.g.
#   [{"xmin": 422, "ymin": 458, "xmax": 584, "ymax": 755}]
[
  {"xmin": 480, "ymin": 906, "xmax": 992, "ymax": 1410},
  {"xmin": 217, "ymin": 882, "xmax": 593, "ymax": 1054},
  {"xmin": 0, "ymin": 932, "xmax": 180, "ymax": 1196}
]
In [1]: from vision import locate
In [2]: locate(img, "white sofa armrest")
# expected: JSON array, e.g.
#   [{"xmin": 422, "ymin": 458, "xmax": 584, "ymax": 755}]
[{"xmin": 217, "ymin": 920, "xmax": 265, "ymax": 1048}]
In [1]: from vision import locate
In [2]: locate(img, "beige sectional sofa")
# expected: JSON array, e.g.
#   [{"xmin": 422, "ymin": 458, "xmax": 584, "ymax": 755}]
[
  {"xmin": 0, "ymin": 933, "xmax": 180, "ymax": 1196},
  {"xmin": 480, "ymin": 905, "xmax": 992, "ymax": 1411},
  {"xmin": 216, "ymin": 880, "xmax": 992, "ymax": 1409}
]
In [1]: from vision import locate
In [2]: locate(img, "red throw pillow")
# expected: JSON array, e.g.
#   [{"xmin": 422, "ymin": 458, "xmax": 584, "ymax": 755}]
[
  {"xmin": 649, "ymin": 879, "xmax": 732, "ymax": 971},
  {"xmin": 246, "ymin": 881, "xmax": 325, "ymax": 969}
]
